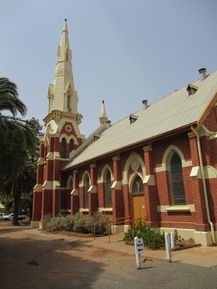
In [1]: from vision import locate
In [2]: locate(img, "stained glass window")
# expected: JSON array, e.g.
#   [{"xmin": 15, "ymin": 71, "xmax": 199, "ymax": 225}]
[
  {"xmin": 104, "ymin": 170, "xmax": 112, "ymax": 207},
  {"xmin": 132, "ymin": 175, "xmax": 144, "ymax": 194},
  {"xmin": 83, "ymin": 174, "xmax": 89, "ymax": 208},
  {"xmin": 169, "ymin": 153, "xmax": 186, "ymax": 205}
]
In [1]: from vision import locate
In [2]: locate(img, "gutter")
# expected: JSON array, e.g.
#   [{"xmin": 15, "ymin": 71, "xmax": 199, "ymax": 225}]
[{"xmin": 191, "ymin": 126, "xmax": 216, "ymax": 245}]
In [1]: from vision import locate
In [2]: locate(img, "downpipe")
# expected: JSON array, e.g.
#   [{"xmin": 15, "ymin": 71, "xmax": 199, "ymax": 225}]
[{"xmin": 191, "ymin": 126, "xmax": 216, "ymax": 245}]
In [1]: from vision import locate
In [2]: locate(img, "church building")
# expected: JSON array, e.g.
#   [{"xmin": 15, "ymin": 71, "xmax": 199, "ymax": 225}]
[{"xmin": 32, "ymin": 20, "xmax": 217, "ymax": 246}]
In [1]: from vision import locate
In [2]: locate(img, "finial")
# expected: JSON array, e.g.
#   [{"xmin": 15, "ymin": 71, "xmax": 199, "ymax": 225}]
[{"xmin": 64, "ymin": 18, "xmax": 67, "ymax": 22}]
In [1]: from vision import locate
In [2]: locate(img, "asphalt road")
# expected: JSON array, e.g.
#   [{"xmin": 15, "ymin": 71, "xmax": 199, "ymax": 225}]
[{"xmin": 0, "ymin": 228, "xmax": 217, "ymax": 289}]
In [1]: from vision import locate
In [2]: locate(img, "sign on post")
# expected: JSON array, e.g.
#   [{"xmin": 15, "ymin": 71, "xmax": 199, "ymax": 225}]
[{"xmin": 134, "ymin": 237, "xmax": 144, "ymax": 269}]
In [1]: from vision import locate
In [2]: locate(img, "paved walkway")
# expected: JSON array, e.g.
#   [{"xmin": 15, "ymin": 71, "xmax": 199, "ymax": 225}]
[
  {"xmin": 88, "ymin": 231, "xmax": 217, "ymax": 268},
  {"xmin": 1, "ymin": 226, "xmax": 217, "ymax": 268}
]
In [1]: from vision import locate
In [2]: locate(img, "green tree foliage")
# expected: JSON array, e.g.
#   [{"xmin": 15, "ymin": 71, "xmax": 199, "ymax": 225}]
[{"xmin": 0, "ymin": 77, "xmax": 42, "ymax": 225}]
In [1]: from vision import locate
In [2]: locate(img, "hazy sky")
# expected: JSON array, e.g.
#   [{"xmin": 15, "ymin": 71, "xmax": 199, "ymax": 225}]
[{"xmin": 1, "ymin": 0, "xmax": 217, "ymax": 136}]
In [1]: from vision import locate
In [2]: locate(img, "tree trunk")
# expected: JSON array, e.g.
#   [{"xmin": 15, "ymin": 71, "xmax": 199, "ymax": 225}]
[{"xmin": 12, "ymin": 183, "xmax": 20, "ymax": 226}]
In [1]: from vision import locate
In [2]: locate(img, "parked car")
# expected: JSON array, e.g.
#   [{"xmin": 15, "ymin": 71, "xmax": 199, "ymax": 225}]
[
  {"xmin": 0, "ymin": 213, "xmax": 5, "ymax": 220},
  {"xmin": 3, "ymin": 213, "xmax": 27, "ymax": 221}
]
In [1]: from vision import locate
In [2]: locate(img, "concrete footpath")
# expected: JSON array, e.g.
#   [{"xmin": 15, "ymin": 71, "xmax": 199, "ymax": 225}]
[
  {"xmin": 1, "ymin": 226, "xmax": 217, "ymax": 268},
  {"xmin": 90, "ymin": 231, "xmax": 217, "ymax": 268}
]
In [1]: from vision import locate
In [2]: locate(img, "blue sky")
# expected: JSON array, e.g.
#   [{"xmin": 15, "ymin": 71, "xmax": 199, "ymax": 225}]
[{"xmin": 1, "ymin": 0, "xmax": 217, "ymax": 136}]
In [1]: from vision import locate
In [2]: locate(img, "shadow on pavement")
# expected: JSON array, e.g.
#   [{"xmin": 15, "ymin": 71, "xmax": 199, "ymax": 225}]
[{"xmin": 0, "ymin": 235, "xmax": 105, "ymax": 289}]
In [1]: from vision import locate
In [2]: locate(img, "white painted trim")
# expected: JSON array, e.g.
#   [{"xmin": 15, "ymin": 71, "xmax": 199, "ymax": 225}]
[
  {"xmin": 80, "ymin": 208, "xmax": 89, "ymax": 213},
  {"xmin": 42, "ymin": 181, "xmax": 60, "ymax": 190},
  {"xmin": 33, "ymin": 184, "xmax": 42, "ymax": 192},
  {"xmin": 71, "ymin": 188, "xmax": 78, "ymax": 196},
  {"xmin": 157, "ymin": 204, "xmax": 195, "ymax": 213},
  {"xmin": 98, "ymin": 207, "xmax": 113, "ymax": 212},
  {"xmin": 143, "ymin": 175, "xmax": 155, "ymax": 186},
  {"xmin": 46, "ymin": 151, "xmax": 60, "ymax": 160},
  {"xmin": 81, "ymin": 170, "xmax": 91, "ymax": 186},
  {"xmin": 190, "ymin": 165, "xmax": 217, "ymax": 179},
  {"xmin": 37, "ymin": 157, "xmax": 45, "ymax": 165},
  {"xmin": 101, "ymin": 165, "xmax": 114, "ymax": 182},
  {"xmin": 88, "ymin": 185, "xmax": 97, "ymax": 193},
  {"xmin": 111, "ymin": 181, "xmax": 122, "ymax": 190},
  {"xmin": 128, "ymin": 172, "xmax": 144, "ymax": 193},
  {"xmin": 122, "ymin": 152, "xmax": 146, "ymax": 185}
]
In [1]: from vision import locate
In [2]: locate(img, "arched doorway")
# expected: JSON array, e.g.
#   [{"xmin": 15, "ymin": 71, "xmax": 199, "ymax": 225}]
[{"xmin": 131, "ymin": 175, "xmax": 146, "ymax": 221}]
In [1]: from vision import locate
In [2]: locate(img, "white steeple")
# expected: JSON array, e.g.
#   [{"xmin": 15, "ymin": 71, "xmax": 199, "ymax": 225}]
[
  {"xmin": 99, "ymin": 100, "xmax": 108, "ymax": 125},
  {"xmin": 48, "ymin": 19, "xmax": 78, "ymax": 115}
]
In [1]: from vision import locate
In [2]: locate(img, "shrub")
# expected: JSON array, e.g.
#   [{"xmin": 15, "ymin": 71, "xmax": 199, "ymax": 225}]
[
  {"xmin": 62, "ymin": 214, "xmax": 74, "ymax": 231},
  {"xmin": 41, "ymin": 215, "xmax": 51, "ymax": 231},
  {"xmin": 45, "ymin": 216, "xmax": 65, "ymax": 232},
  {"xmin": 73, "ymin": 213, "xmax": 91, "ymax": 233},
  {"xmin": 123, "ymin": 219, "xmax": 165, "ymax": 249},
  {"xmin": 92, "ymin": 213, "xmax": 110, "ymax": 235}
]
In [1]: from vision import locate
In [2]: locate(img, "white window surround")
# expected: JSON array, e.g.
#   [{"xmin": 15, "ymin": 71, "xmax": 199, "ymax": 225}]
[
  {"xmin": 80, "ymin": 208, "xmax": 89, "ymax": 213},
  {"xmin": 122, "ymin": 152, "xmax": 146, "ymax": 185},
  {"xmin": 101, "ymin": 165, "xmax": 114, "ymax": 182},
  {"xmin": 154, "ymin": 145, "xmax": 192, "ymax": 173},
  {"xmin": 157, "ymin": 204, "xmax": 195, "ymax": 212},
  {"xmin": 128, "ymin": 172, "xmax": 144, "ymax": 193},
  {"xmin": 81, "ymin": 170, "xmax": 91, "ymax": 186},
  {"xmin": 98, "ymin": 207, "xmax": 113, "ymax": 212}
]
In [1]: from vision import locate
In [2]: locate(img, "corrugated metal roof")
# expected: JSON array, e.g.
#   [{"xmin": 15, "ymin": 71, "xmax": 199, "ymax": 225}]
[{"xmin": 65, "ymin": 71, "xmax": 217, "ymax": 169}]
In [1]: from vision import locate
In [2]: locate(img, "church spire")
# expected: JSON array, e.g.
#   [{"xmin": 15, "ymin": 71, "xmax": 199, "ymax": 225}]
[
  {"xmin": 99, "ymin": 100, "xmax": 108, "ymax": 125},
  {"xmin": 48, "ymin": 19, "xmax": 78, "ymax": 115}
]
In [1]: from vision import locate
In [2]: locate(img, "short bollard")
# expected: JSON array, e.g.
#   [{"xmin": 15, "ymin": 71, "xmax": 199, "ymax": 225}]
[
  {"xmin": 134, "ymin": 237, "xmax": 144, "ymax": 269},
  {"xmin": 165, "ymin": 232, "xmax": 172, "ymax": 262},
  {"xmin": 170, "ymin": 231, "xmax": 175, "ymax": 250}
]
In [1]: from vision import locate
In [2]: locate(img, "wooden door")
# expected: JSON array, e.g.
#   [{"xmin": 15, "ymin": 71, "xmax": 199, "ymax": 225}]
[{"xmin": 133, "ymin": 195, "xmax": 146, "ymax": 221}]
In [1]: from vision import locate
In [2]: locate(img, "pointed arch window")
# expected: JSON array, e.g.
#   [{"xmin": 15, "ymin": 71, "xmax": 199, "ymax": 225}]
[
  {"xmin": 132, "ymin": 175, "xmax": 144, "ymax": 195},
  {"xmin": 70, "ymin": 139, "xmax": 74, "ymax": 153},
  {"xmin": 104, "ymin": 170, "xmax": 112, "ymax": 207},
  {"xmin": 67, "ymin": 94, "xmax": 71, "ymax": 112},
  {"xmin": 60, "ymin": 138, "xmax": 67, "ymax": 158},
  {"xmin": 169, "ymin": 152, "xmax": 186, "ymax": 205},
  {"xmin": 83, "ymin": 174, "xmax": 89, "ymax": 208}
]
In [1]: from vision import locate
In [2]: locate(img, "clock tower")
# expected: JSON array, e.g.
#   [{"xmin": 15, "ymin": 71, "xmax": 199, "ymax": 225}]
[{"xmin": 32, "ymin": 20, "xmax": 84, "ymax": 226}]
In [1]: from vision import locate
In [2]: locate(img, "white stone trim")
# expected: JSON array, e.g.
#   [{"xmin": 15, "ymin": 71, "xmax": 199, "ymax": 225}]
[
  {"xmin": 155, "ymin": 145, "xmax": 192, "ymax": 173},
  {"xmin": 143, "ymin": 175, "xmax": 155, "ymax": 186},
  {"xmin": 111, "ymin": 181, "xmax": 122, "ymax": 190},
  {"xmin": 157, "ymin": 204, "xmax": 195, "ymax": 212},
  {"xmin": 81, "ymin": 170, "xmax": 91, "ymax": 186},
  {"xmin": 101, "ymin": 165, "xmax": 114, "ymax": 182},
  {"xmin": 42, "ymin": 181, "xmax": 60, "ymax": 190},
  {"xmin": 88, "ymin": 185, "xmax": 97, "ymax": 193},
  {"xmin": 160, "ymin": 227, "xmax": 214, "ymax": 246},
  {"xmin": 37, "ymin": 157, "xmax": 45, "ymax": 165},
  {"xmin": 190, "ymin": 166, "xmax": 217, "ymax": 179},
  {"xmin": 33, "ymin": 184, "xmax": 42, "ymax": 192},
  {"xmin": 80, "ymin": 208, "xmax": 89, "ymax": 213},
  {"xmin": 46, "ymin": 151, "xmax": 60, "ymax": 160},
  {"xmin": 122, "ymin": 152, "xmax": 146, "ymax": 185},
  {"xmin": 98, "ymin": 207, "xmax": 113, "ymax": 212},
  {"xmin": 129, "ymin": 172, "xmax": 144, "ymax": 193},
  {"xmin": 71, "ymin": 188, "xmax": 78, "ymax": 196}
]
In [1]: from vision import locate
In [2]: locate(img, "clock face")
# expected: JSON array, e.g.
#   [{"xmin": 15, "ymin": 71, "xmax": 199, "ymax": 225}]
[{"xmin": 46, "ymin": 120, "xmax": 58, "ymax": 135}]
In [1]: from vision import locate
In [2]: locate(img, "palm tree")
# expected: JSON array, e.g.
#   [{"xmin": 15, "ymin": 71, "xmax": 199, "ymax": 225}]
[
  {"xmin": 0, "ymin": 77, "xmax": 26, "ymax": 117},
  {"xmin": 0, "ymin": 77, "xmax": 34, "ymax": 225}
]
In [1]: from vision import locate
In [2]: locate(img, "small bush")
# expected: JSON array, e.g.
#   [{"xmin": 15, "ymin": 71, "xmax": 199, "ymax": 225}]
[
  {"xmin": 45, "ymin": 216, "xmax": 65, "ymax": 232},
  {"xmin": 123, "ymin": 219, "xmax": 165, "ymax": 249},
  {"xmin": 41, "ymin": 215, "xmax": 51, "ymax": 231},
  {"xmin": 73, "ymin": 213, "xmax": 91, "ymax": 233},
  {"xmin": 62, "ymin": 214, "xmax": 74, "ymax": 231}
]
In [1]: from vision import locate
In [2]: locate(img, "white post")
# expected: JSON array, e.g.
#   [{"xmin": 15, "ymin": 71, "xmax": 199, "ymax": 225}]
[
  {"xmin": 170, "ymin": 231, "xmax": 175, "ymax": 250},
  {"xmin": 134, "ymin": 237, "xmax": 144, "ymax": 269},
  {"xmin": 165, "ymin": 232, "xmax": 172, "ymax": 262}
]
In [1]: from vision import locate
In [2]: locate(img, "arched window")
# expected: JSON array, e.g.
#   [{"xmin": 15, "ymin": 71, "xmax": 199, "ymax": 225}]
[
  {"xmin": 132, "ymin": 175, "xmax": 144, "ymax": 195},
  {"xmin": 83, "ymin": 174, "xmax": 89, "ymax": 208},
  {"xmin": 67, "ymin": 94, "xmax": 71, "ymax": 112},
  {"xmin": 60, "ymin": 138, "xmax": 67, "ymax": 158},
  {"xmin": 104, "ymin": 170, "xmax": 112, "ymax": 207},
  {"xmin": 169, "ymin": 153, "xmax": 186, "ymax": 205},
  {"xmin": 70, "ymin": 139, "xmax": 74, "ymax": 153}
]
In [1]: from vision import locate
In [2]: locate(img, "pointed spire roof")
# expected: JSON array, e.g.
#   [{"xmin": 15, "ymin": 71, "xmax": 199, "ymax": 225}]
[
  {"xmin": 48, "ymin": 19, "xmax": 79, "ymax": 116},
  {"xmin": 99, "ymin": 100, "xmax": 108, "ymax": 125}
]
